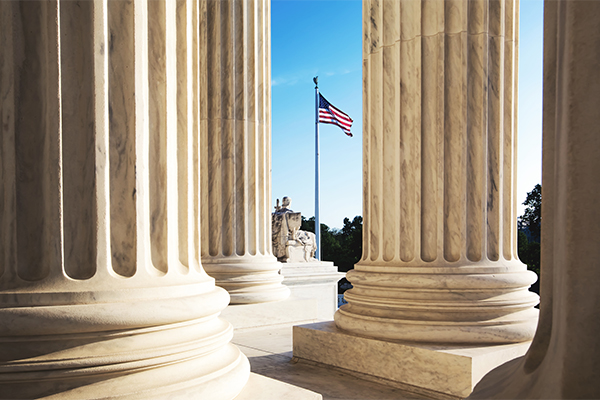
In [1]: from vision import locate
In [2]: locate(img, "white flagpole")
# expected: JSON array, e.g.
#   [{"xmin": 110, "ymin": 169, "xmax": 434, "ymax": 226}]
[{"xmin": 314, "ymin": 76, "xmax": 321, "ymax": 261}]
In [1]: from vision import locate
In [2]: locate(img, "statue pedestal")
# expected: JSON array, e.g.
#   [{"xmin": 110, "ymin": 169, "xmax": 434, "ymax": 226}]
[
  {"xmin": 281, "ymin": 262, "xmax": 344, "ymax": 321},
  {"xmin": 286, "ymin": 240, "xmax": 316, "ymax": 263},
  {"xmin": 222, "ymin": 262, "xmax": 344, "ymax": 329}
]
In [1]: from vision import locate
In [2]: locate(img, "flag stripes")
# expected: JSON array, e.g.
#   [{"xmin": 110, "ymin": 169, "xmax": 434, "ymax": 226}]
[{"xmin": 318, "ymin": 93, "xmax": 353, "ymax": 137}]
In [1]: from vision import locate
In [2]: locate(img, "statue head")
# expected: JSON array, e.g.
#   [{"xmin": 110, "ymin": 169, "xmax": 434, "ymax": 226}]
[{"xmin": 281, "ymin": 196, "xmax": 291, "ymax": 209}]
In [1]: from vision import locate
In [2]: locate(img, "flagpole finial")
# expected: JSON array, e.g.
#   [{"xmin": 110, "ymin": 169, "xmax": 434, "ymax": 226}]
[{"xmin": 313, "ymin": 76, "xmax": 318, "ymax": 88}]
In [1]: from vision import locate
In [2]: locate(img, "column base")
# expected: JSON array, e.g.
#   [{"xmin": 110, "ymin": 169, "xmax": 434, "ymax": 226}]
[
  {"xmin": 340, "ymin": 267, "xmax": 540, "ymax": 344},
  {"xmin": 0, "ymin": 321, "xmax": 251, "ymax": 400},
  {"xmin": 293, "ymin": 321, "xmax": 532, "ymax": 399},
  {"xmin": 0, "ymin": 284, "xmax": 250, "ymax": 400},
  {"xmin": 335, "ymin": 304, "xmax": 539, "ymax": 345},
  {"xmin": 203, "ymin": 256, "xmax": 291, "ymax": 304}
]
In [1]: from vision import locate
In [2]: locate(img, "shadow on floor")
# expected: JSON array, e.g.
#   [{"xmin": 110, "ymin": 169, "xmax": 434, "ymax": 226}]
[{"xmin": 246, "ymin": 352, "xmax": 427, "ymax": 400}]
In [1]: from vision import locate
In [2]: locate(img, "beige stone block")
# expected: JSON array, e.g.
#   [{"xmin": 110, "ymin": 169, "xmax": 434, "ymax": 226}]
[
  {"xmin": 444, "ymin": 0, "xmax": 467, "ymax": 35},
  {"xmin": 294, "ymin": 321, "xmax": 531, "ymax": 399},
  {"xmin": 421, "ymin": 0, "xmax": 444, "ymax": 37},
  {"xmin": 400, "ymin": 0, "xmax": 421, "ymax": 41},
  {"xmin": 488, "ymin": 0, "xmax": 504, "ymax": 37},
  {"xmin": 381, "ymin": 0, "xmax": 399, "ymax": 47},
  {"xmin": 504, "ymin": 0, "xmax": 517, "ymax": 42},
  {"xmin": 467, "ymin": 0, "xmax": 488, "ymax": 35}
]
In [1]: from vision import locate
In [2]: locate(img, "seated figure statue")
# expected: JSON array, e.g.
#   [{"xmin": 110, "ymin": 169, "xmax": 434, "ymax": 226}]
[{"xmin": 272, "ymin": 197, "xmax": 317, "ymax": 263}]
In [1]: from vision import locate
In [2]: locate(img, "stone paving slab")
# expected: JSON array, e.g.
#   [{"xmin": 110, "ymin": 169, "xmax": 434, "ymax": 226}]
[{"xmin": 233, "ymin": 324, "xmax": 427, "ymax": 400}]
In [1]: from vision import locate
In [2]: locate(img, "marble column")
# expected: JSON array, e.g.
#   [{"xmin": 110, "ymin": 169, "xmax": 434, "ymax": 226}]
[
  {"xmin": 0, "ymin": 1, "xmax": 249, "ymax": 398},
  {"xmin": 199, "ymin": 0, "xmax": 290, "ymax": 304},
  {"xmin": 336, "ymin": 0, "xmax": 539, "ymax": 344},
  {"xmin": 469, "ymin": 1, "xmax": 600, "ymax": 397}
]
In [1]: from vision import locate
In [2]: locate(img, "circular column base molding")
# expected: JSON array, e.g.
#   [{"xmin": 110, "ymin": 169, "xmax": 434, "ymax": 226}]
[
  {"xmin": 335, "ymin": 267, "xmax": 540, "ymax": 345},
  {"xmin": 0, "ymin": 285, "xmax": 250, "ymax": 399}
]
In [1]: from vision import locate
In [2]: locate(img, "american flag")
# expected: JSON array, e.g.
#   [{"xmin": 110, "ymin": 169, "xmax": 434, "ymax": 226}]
[{"xmin": 318, "ymin": 93, "xmax": 353, "ymax": 137}]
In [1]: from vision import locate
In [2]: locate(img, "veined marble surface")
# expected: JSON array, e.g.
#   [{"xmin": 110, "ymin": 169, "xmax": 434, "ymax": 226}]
[
  {"xmin": 470, "ymin": 1, "xmax": 600, "ymax": 398},
  {"xmin": 295, "ymin": 321, "xmax": 531, "ymax": 399},
  {"xmin": 0, "ymin": 1, "xmax": 250, "ymax": 398},
  {"xmin": 199, "ymin": 0, "xmax": 289, "ymax": 305},
  {"xmin": 337, "ymin": 0, "xmax": 538, "ymax": 345}
]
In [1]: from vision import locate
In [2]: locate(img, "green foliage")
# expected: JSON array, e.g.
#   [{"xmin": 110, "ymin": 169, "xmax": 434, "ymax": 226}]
[
  {"xmin": 337, "ymin": 216, "xmax": 363, "ymax": 272},
  {"xmin": 301, "ymin": 216, "xmax": 363, "ymax": 272},
  {"xmin": 518, "ymin": 231, "xmax": 540, "ymax": 276},
  {"xmin": 300, "ymin": 216, "xmax": 315, "ymax": 233},
  {"xmin": 517, "ymin": 184, "xmax": 541, "ymax": 295},
  {"xmin": 518, "ymin": 183, "xmax": 541, "ymax": 243}
]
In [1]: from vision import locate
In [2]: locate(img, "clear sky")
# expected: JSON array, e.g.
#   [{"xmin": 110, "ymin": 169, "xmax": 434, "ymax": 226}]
[{"xmin": 271, "ymin": 0, "xmax": 544, "ymax": 229}]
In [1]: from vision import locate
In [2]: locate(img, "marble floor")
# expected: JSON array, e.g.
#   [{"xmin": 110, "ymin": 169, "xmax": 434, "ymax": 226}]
[{"xmin": 232, "ymin": 324, "xmax": 429, "ymax": 400}]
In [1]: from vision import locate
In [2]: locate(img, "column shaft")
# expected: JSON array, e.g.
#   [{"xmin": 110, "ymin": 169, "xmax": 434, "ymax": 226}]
[
  {"xmin": 470, "ymin": 1, "xmax": 600, "ymax": 397},
  {"xmin": 337, "ymin": 0, "xmax": 538, "ymax": 344},
  {"xmin": 199, "ymin": 0, "xmax": 289, "ymax": 304},
  {"xmin": 0, "ymin": 1, "xmax": 249, "ymax": 398}
]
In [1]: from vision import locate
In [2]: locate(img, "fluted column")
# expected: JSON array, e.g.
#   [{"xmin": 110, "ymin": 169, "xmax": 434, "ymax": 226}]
[
  {"xmin": 0, "ymin": 1, "xmax": 249, "ymax": 398},
  {"xmin": 199, "ymin": 0, "xmax": 290, "ymax": 304},
  {"xmin": 469, "ymin": 1, "xmax": 600, "ymax": 397},
  {"xmin": 336, "ymin": 0, "xmax": 538, "ymax": 344}
]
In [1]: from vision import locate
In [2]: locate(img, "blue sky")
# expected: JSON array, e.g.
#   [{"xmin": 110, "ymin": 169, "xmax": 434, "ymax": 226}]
[{"xmin": 271, "ymin": 0, "xmax": 544, "ymax": 229}]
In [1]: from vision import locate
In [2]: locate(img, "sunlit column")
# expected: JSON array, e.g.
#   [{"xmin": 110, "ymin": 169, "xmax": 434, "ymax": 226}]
[
  {"xmin": 199, "ymin": 0, "xmax": 290, "ymax": 304},
  {"xmin": 0, "ymin": 1, "xmax": 249, "ymax": 398},
  {"xmin": 336, "ymin": 0, "xmax": 539, "ymax": 344},
  {"xmin": 469, "ymin": 1, "xmax": 600, "ymax": 397}
]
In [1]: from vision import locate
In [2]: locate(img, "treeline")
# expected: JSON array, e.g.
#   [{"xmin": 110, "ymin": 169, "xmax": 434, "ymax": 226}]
[
  {"xmin": 301, "ymin": 215, "xmax": 362, "ymax": 273},
  {"xmin": 518, "ymin": 183, "xmax": 541, "ymax": 295}
]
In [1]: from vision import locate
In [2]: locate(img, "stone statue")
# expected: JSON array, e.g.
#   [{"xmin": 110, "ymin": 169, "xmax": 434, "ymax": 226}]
[{"xmin": 272, "ymin": 197, "xmax": 317, "ymax": 263}]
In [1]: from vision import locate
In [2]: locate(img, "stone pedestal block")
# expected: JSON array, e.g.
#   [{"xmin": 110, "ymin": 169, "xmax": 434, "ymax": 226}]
[
  {"xmin": 222, "ymin": 262, "xmax": 342, "ymax": 331},
  {"xmin": 294, "ymin": 322, "xmax": 531, "ymax": 399},
  {"xmin": 281, "ymin": 262, "xmax": 344, "ymax": 321}
]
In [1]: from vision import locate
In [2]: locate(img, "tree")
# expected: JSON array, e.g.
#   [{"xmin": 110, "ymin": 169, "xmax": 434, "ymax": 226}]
[
  {"xmin": 336, "ymin": 216, "xmax": 363, "ymax": 272},
  {"xmin": 301, "ymin": 215, "xmax": 363, "ymax": 273},
  {"xmin": 518, "ymin": 231, "xmax": 540, "ymax": 276},
  {"xmin": 300, "ymin": 216, "xmax": 343, "ymax": 264},
  {"xmin": 517, "ymin": 184, "xmax": 541, "ymax": 295},
  {"xmin": 518, "ymin": 183, "xmax": 541, "ymax": 243}
]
